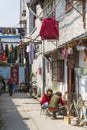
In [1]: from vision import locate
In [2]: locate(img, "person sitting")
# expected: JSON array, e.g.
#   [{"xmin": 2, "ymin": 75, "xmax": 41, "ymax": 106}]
[
  {"xmin": 48, "ymin": 91, "xmax": 67, "ymax": 119},
  {"xmin": 40, "ymin": 88, "xmax": 53, "ymax": 109}
]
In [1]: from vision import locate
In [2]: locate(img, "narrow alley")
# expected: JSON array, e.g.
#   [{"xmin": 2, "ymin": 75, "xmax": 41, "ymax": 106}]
[{"xmin": 0, "ymin": 92, "xmax": 86, "ymax": 130}]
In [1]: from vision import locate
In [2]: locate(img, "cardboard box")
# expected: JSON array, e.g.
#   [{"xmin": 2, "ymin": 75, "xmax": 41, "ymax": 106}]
[{"xmin": 64, "ymin": 116, "xmax": 73, "ymax": 124}]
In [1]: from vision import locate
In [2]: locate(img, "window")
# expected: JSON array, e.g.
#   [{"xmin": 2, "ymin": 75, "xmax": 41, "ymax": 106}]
[
  {"xmin": 57, "ymin": 60, "xmax": 64, "ymax": 82},
  {"xmin": 43, "ymin": 0, "xmax": 55, "ymax": 17},
  {"xmin": 66, "ymin": 0, "xmax": 73, "ymax": 12},
  {"xmin": 52, "ymin": 60, "xmax": 64, "ymax": 82},
  {"xmin": 52, "ymin": 61, "xmax": 58, "ymax": 81}
]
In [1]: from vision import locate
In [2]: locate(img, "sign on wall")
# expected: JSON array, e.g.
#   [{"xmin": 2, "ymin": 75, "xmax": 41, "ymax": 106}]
[{"xmin": 10, "ymin": 66, "xmax": 19, "ymax": 85}]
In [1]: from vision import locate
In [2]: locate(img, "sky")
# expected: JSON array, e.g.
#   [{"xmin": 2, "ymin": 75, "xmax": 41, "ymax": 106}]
[{"xmin": 0, "ymin": 0, "xmax": 20, "ymax": 27}]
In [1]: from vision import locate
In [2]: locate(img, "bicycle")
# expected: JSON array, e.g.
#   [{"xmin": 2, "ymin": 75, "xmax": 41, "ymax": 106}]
[
  {"xmin": 68, "ymin": 93, "xmax": 87, "ymax": 126},
  {"xmin": 68, "ymin": 93, "xmax": 82, "ymax": 117}
]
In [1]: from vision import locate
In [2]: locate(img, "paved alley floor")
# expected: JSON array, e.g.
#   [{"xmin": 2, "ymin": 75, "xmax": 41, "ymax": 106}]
[{"xmin": 0, "ymin": 92, "xmax": 87, "ymax": 130}]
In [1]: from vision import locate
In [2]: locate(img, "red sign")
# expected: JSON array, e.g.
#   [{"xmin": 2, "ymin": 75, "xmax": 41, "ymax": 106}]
[{"xmin": 10, "ymin": 66, "xmax": 19, "ymax": 85}]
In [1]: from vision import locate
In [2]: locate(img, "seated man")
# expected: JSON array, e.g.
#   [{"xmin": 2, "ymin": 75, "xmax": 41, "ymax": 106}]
[
  {"xmin": 40, "ymin": 88, "xmax": 53, "ymax": 109},
  {"xmin": 48, "ymin": 91, "xmax": 67, "ymax": 118}
]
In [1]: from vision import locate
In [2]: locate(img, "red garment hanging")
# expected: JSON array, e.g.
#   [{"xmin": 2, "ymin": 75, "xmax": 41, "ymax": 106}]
[
  {"xmin": 39, "ymin": 18, "xmax": 59, "ymax": 40},
  {"xmin": 0, "ymin": 54, "xmax": 3, "ymax": 61},
  {"xmin": 2, "ymin": 53, "xmax": 7, "ymax": 62}
]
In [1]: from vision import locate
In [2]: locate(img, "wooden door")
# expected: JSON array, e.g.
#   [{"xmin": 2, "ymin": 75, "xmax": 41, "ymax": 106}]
[{"xmin": 67, "ymin": 59, "xmax": 75, "ymax": 107}]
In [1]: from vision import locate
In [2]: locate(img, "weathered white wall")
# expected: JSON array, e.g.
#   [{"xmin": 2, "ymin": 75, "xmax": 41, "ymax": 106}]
[
  {"xmin": 43, "ymin": 1, "xmax": 87, "ymax": 52},
  {"xmin": 42, "ymin": 1, "xmax": 87, "ymax": 95},
  {"xmin": 32, "ymin": 54, "xmax": 43, "ymax": 95},
  {"xmin": 79, "ymin": 75, "xmax": 87, "ymax": 100},
  {"xmin": 27, "ymin": 1, "xmax": 87, "ymax": 96},
  {"xmin": 77, "ymin": 51, "xmax": 87, "ymax": 100},
  {"xmin": 57, "ymin": 1, "xmax": 87, "ymax": 45}
]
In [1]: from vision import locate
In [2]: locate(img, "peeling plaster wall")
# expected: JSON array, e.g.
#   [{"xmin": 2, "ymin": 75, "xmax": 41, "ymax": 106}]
[{"xmin": 27, "ymin": 1, "xmax": 87, "ymax": 95}]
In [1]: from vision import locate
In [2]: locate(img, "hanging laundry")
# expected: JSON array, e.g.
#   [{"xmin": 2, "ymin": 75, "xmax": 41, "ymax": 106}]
[
  {"xmin": 0, "ymin": 43, "xmax": 4, "ymax": 54},
  {"xmin": 23, "ymin": 58, "xmax": 26, "ymax": 64},
  {"xmin": 0, "ymin": 54, "xmax": 3, "ymax": 61},
  {"xmin": 1, "ymin": 43, "xmax": 4, "ymax": 52},
  {"xmin": 62, "ymin": 49, "xmax": 65, "ymax": 56},
  {"xmin": 2, "ymin": 28, "xmax": 8, "ymax": 34},
  {"xmin": 12, "ymin": 28, "xmax": 16, "ymax": 35},
  {"xmin": 11, "ymin": 45, "xmax": 13, "ymax": 50},
  {"xmin": 9, "ymin": 51, "xmax": 13, "ymax": 63},
  {"xmin": 0, "ymin": 28, "xmax": 2, "ymax": 33},
  {"xmin": 40, "ymin": 18, "xmax": 59, "ymax": 40},
  {"xmin": 26, "ymin": 44, "xmax": 35, "ymax": 65},
  {"xmin": 5, "ymin": 44, "xmax": 9, "ymax": 57},
  {"xmin": 9, "ymin": 45, "xmax": 13, "ymax": 52},
  {"xmin": 2, "ymin": 53, "xmax": 7, "ymax": 62},
  {"xmin": 19, "ymin": 47, "xmax": 23, "ymax": 63},
  {"xmin": 58, "ymin": 50, "xmax": 61, "ymax": 55},
  {"xmin": 68, "ymin": 47, "xmax": 72, "ymax": 54},
  {"xmin": 8, "ymin": 28, "xmax": 12, "ymax": 34},
  {"xmin": 65, "ymin": 49, "xmax": 68, "ymax": 59},
  {"xmin": 18, "ymin": 28, "xmax": 25, "ymax": 36},
  {"xmin": 26, "ymin": 46, "xmax": 29, "ymax": 53},
  {"xmin": 16, "ymin": 28, "xmax": 19, "ymax": 35},
  {"xmin": 14, "ymin": 46, "xmax": 18, "ymax": 61}
]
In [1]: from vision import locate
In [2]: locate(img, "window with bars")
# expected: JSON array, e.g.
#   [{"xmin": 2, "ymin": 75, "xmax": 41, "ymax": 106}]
[{"xmin": 52, "ymin": 60, "xmax": 64, "ymax": 82}]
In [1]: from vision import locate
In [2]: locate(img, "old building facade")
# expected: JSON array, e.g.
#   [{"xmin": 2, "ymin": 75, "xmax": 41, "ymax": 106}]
[{"xmin": 20, "ymin": 0, "xmax": 87, "ymax": 105}]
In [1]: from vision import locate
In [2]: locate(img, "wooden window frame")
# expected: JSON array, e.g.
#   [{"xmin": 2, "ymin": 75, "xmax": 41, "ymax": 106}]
[
  {"xmin": 52, "ymin": 61, "xmax": 58, "ymax": 81},
  {"xmin": 57, "ymin": 60, "xmax": 64, "ymax": 82},
  {"xmin": 52, "ymin": 60, "xmax": 64, "ymax": 82},
  {"xmin": 66, "ymin": 0, "xmax": 73, "ymax": 12}
]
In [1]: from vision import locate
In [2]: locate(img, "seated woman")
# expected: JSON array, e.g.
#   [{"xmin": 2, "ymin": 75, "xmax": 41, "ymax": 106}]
[
  {"xmin": 48, "ymin": 91, "xmax": 67, "ymax": 118},
  {"xmin": 40, "ymin": 88, "xmax": 53, "ymax": 109}
]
